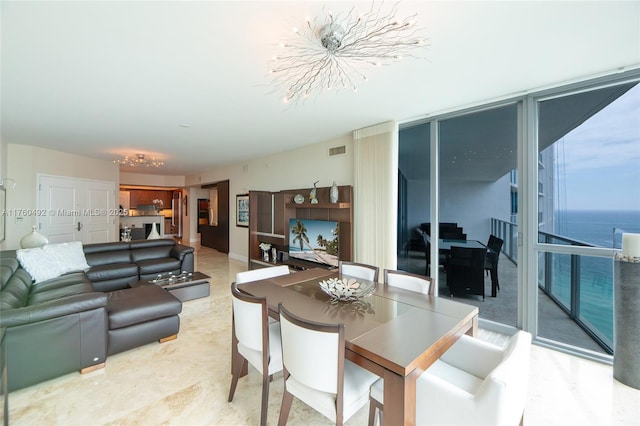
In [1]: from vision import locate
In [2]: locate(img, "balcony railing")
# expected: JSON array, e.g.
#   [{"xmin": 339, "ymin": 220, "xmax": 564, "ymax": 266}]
[{"xmin": 490, "ymin": 218, "xmax": 613, "ymax": 354}]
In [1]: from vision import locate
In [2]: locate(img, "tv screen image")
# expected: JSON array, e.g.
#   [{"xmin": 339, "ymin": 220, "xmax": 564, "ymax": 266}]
[{"xmin": 288, "ymin": 218, "xmax": 339, "ymax": 267}]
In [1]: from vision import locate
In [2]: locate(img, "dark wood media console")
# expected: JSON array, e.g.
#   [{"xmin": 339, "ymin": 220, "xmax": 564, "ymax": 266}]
[{"xmin": 247, "ymin": 185, "xmax": 353, "ymax": 271}]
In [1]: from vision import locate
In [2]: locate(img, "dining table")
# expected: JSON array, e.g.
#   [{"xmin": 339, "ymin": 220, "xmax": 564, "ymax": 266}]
[
  {"xmin": 434, "ymin": 239, "xmax": 499, "ymax": 297},
  {"xmin": 437, "ymin": 238, "xmax": 487, "ymax": 252},
  {"xmin": 232, "ymin": 268, "xmax": 479, "ymax": 425}
]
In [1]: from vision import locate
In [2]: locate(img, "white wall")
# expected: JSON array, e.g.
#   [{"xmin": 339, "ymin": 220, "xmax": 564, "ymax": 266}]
[
  {"xmin": 0, "ymin": 138, "xmax": 8, "ymax": 250},
  {"xmin": 440, "ymin": 176, "xmax": 512, "ymax": 241},
  {"xmin": 4, "ymin": 144, "xmax": 120, "ymax": 249},
  {"xmin": 405, "ymin": 174, "xmax": 511, "ymax": 242},
  {"xmin": 185, "ymin": 135, "xmax": 354, "ymax": 261},
  {"xmin": 120, "ymin": 172, "xmax": 185, "ymax": 187},
  {"xmin": 407, "ymin": 178, "xmax": 430, "ymax": 232},
  {"xmin": 1, "ymin": 136, "xmax": 352, "ymax": 255},
  {"xmin": 186, "ymin": 187, "xmax": 210, "ymax": 242}
]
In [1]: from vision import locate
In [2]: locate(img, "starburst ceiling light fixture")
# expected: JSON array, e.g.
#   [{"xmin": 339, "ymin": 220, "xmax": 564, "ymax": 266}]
[
  {"xmin": 270, "ymin": 2, "xmax": 427, "ymax": 103},
  {"xmin": 114, "ymin": 153, "xmax": 164, "ymax": 168}
]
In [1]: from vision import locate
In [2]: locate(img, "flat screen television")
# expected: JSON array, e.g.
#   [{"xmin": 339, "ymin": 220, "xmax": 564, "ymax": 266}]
[{"xmin": 288, "ymin": 218, "xmax": 339, "ymax": 267}]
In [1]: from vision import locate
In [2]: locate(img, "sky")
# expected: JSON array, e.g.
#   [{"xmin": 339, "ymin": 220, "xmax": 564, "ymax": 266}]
[{"xmin": 554, "ymin": 83, "xmax": 640, "ymax": 211}]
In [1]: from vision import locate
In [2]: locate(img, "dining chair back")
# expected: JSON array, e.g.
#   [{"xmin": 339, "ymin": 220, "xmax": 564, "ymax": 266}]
[
  {"xmin": 447, "ymin": 246, "xmax": 488, "ymax": 299},
  {"xmin": 228, "ymin": 283, "xmax": 283, "ymax": 426},
  {"xmin": 338, "ymin": 261, "xmax": 379, "ymax": 282},
  {"xmin": 277, "ymin": 303, "xmax": 379, "ymax": 426},
  {"xmin": 416, "ymin": 228, "xmax": 450, "ymax": 274},
  {"xmin": 368, "ymin": 330, "xmax": 532, "ymax": 426},
  {"xmin": 484, "ymin": 235, "xmax": 504, "ymax": 291},
  {"xmin": 383, "ymin": 269, "xmax": 434, "ymax": 295},
  {"xmin": 235, "ymin": 264, "xmax": 290, "ymax": 283}
]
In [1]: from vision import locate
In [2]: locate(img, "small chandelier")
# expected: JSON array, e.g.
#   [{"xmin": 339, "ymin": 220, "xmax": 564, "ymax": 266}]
[
  {"xmin": 114, "ymin": 154, "xmax": 164, "ymax": 168},
  {"xmin": 270, "ymin": 2, "xmax": 427, "ymax": 103}
]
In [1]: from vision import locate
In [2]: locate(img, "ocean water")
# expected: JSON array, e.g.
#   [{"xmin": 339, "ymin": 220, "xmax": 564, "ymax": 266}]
[
  {"xmin": 555, "ymin": 210, "xmax": 640, "ymax": 248},
  {"xmin": 549, "ymin": 210, "xmax": 640, "ymax": 347}
]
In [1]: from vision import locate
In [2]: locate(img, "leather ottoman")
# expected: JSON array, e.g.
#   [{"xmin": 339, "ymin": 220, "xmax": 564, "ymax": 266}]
[{"xmin": 106, "ymin": 285, "xmax": 182, "ymax": 355}]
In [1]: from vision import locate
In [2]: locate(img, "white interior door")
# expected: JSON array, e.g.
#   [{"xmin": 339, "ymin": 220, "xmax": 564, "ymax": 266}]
[
  {"xmin": 85, "ymin": 182, "xmax": 114, "ymax": 243},
  {"xmin": 38, "ymin": 175, "xmax": 116, "ymax": 244},
  {"xmin": 39, "ymin": 176, "xmax": 80, "ymax": 243}
]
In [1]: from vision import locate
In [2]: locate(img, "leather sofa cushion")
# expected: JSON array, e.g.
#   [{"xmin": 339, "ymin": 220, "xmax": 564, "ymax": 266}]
[
  {"xmin": 131, "ymin": 246, "xmax": 173, "ymax": 263},
  {"xmin": 137, "ymin": 258, "xmax": 182, "ymax": 275},
  {"xmin": 28, "ymin": 281, "xmax": 95, "ymax": 305},
  {"xmin": 31, "ymin": 272, "xmax": 91, "ymax": 294},
  {"xmin": 107, "ymin": 285, "xmax": 182, "ymax": 329},
  {"xmin": 0, "ymin": 269, "xmax": 33, "ymax": 309},
  {"xmin": 84, "ymin": 242, "xmax": 132, "ymax": 266},
  {"xmin": 87, "ymin": 263, "xmax": 139, "ymax": 282},
  {"xmin": 1, "ymin": 256, "xmax": 22, "ymax": 287}
]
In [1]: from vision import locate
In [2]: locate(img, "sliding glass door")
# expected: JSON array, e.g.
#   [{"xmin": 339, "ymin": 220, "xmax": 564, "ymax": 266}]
[
  {"xmin": 436, "ymin": 104, "xmax": 520, "ymax": 329},
  {"xmin": 398, "ymin": 71, "xmax": 640, "ymax": 359},
  {"xmin": 535, "ymin": 80, "xmax": 640, "ymax": 355}
]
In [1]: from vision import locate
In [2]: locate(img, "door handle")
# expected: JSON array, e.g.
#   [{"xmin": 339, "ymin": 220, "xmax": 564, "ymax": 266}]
[{"xmin": 77, "ymin": 222, "xmax": 83, "ymax": 231}]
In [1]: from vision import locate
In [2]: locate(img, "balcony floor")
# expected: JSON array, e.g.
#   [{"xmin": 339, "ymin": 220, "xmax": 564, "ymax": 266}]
[{"xmin": 398, "ymin": 249, "xmax": 608, "ymax": 354}]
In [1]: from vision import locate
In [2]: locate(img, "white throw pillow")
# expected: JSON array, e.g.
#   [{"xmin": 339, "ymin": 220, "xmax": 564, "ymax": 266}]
[{"xmin": 17, "ymin": 241, "xmax": 90, "ymax": 283}]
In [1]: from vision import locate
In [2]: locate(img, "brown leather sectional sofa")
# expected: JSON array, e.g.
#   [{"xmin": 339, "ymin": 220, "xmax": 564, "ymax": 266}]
[{"xmin": 0, "ymin": 239, "xmax": 194, "ymax": 391}]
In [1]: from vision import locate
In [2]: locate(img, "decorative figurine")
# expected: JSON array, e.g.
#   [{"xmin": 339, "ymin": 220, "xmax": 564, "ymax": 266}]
[
  {"xmin": 310, "ymin": 180, "xmax": 319, "ymax": 204},
  {"xmin": 330, "ymin": 181, "xmax": 339, "ymax": 203}
]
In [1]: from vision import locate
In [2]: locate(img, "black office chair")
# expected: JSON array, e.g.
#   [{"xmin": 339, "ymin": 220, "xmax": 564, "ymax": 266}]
[
  {"xmin": 484, "ymin": 235, "xmax": 504, "ymax": 292},
  {"xmin": 447, "ymin": 246, "xmax": 488, "ymax": 300}
]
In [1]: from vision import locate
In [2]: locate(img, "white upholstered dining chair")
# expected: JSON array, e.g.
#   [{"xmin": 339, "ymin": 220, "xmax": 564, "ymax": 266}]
[
  {"xmin": 235, "ymin": 264, "xmax": 290, "ymax": 283},
  {"xmin": 277, "ymin": 303, "xmax": 379, "ymax": 426},
  {"xmin": 383, "ymin": 269, "xmax": 434, "ymax": 295},
  {"xmin": 228, "ymin": 283, "xmax": 283, "ymax": 426},
  {"xmin": 338, "ymin": 261, "xmax": 379, "ymax": 282},
  {"xmin": 368, "ymin": 330, "xmax": 532, "ymax": 426}
]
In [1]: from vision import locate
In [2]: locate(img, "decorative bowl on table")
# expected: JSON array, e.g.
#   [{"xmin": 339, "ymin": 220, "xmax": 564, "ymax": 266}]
[{"xmin": 318, "ymin": 277, "xmax": 375, "ymax": 301}]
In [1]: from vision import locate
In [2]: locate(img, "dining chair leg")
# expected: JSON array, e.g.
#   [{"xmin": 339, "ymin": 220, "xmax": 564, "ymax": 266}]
[
  {"xmin": 277, "ymin": 389, "xmax": 294, "ymax": 426},
  {"xmin": 368, "ymin": 397, "xmax": 383, "ymax": 426},
  {"xmin": 260, "ymin": 374, "xmax": 270, "ymax": 426},
  {"xmin": 228, "ymin": 356, "xmax": 247, "ymax": 402},
  {"xmin": 489, "ymin": 266, "xmax": 499, "ymax": 297}
]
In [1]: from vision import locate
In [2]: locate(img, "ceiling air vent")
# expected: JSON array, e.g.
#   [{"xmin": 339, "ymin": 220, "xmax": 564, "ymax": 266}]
[{"xmin": 329, "ymin": 145, "xmax": 346, "ymax": 157}]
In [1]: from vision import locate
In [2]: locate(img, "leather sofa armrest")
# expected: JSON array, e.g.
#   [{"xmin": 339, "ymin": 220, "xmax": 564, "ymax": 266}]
[
  {"xmin": 170, "ymin": 244, "xmax": 194, "ymax": 261},
  {"xmin": 171, "ymin": 244, "xmax": 194, "ymax": 272},
  {"xmin": 0, "ymin": 292, "xmax": 108, "ymax": 328}
]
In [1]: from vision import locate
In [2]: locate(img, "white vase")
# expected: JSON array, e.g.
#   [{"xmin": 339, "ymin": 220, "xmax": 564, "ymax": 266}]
[
  {"xmin": 20, "ymin": 225, "xmax": 49, "ymax": 248},
  {"xmin": 147, "ymin": 222, "xmax": 161, "ymax": 239},
  {"xmin": 330, "ymin": 181, "xmax": 339, "ymax": 203}
]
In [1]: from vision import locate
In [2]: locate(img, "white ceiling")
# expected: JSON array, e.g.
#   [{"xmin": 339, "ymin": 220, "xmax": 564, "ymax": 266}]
[{"xmin": 2, "ymin": 1, "xmax": 639, "ymax": 176}]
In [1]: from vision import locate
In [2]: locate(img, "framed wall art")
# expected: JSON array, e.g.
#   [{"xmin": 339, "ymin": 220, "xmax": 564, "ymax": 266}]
[{"xmin": 236, "ymin": 194, "xmax": 249, "ymax": 227}]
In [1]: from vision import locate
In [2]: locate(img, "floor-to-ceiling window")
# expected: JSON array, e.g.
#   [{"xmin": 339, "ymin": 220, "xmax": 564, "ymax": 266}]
[
  {"xmin": 436, "ymin": 104, "xmax": 519, "ymax": 328},
  {"xmin": 397, "ymin": 123, "xmax": 431, "ymax": 275},
  {"xmin": 535, "ymin": 80, "xmax": 640, "ymax": 355},
  {"xmin": 398, "ymin": 71, "xmax": 640, "ymax": 359}
]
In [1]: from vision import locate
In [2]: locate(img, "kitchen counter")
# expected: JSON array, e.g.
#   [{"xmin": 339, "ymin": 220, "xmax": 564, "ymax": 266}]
[{"xmin": 119, "ymin": 216, "xmax": 165, "ymax": 238}]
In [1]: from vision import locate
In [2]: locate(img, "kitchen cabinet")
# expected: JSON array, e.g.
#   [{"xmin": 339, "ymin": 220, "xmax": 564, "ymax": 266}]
[
  {"xmin": 129, "ymin": 190, "xmax": 172, "ymax": 208},
  {"xmin": 119, "ymin": 191, "xmax": 131, "ymax": 210}
]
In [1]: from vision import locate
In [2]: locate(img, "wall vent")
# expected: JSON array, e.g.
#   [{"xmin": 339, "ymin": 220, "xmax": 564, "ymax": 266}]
[{"xmin": 329, "ymin": 145, "xmax": 346, "ymax": 156}]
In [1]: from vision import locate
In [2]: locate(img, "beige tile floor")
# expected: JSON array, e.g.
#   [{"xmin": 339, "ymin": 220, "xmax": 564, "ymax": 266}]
[{"xmin": 7, "ymin": 245, "xmax": 640, "ymax": 425}]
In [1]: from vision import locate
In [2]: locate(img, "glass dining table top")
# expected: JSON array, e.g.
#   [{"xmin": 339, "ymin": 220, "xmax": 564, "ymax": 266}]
[
  {"xmin": 237, "ymin": 269, "xmax": 478, "ymax": 374},
  {"xmin": 438, "ymin": 239, "xmax": 487, "ymax": 251}
]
